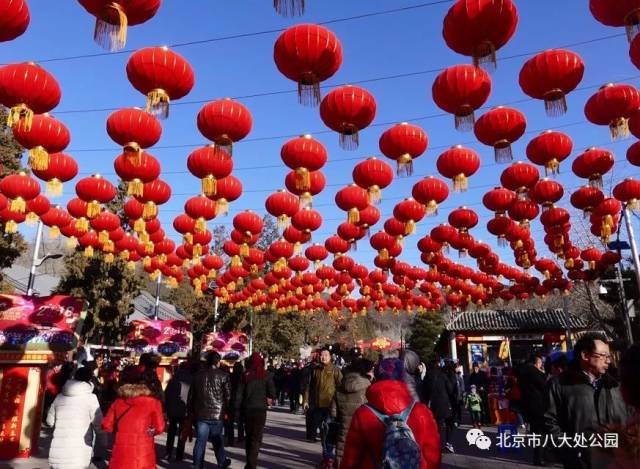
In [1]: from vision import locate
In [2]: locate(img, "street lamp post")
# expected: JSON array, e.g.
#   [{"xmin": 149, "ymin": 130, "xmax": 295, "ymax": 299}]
[
  {"xmin": 26, "ymin": 220, "xmax": 62, "ymax": 296},
  {"xmin": 153, "ymin": 273, "xmax": 162, "ymax": 320}
]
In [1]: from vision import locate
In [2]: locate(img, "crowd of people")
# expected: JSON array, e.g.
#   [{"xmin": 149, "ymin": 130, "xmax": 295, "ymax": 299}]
[{"xmin": 41, "ymin": 333, "xmax": 640, "ymax": 469}]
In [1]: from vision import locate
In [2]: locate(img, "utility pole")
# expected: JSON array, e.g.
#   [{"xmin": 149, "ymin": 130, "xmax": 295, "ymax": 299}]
[
  {"xmin": 213, "ymin": 295, "xmax": 219, "ymax": 333},
  {"xmin": 562, "ymin": 295, "xmax": 573, "ymax": 350},
  {"xmin": 623, "ymin": 207, "xmax": 640, "ymax": 305},
  {"xmin": 153, "ymin": 273, "xmax": 162, "ymax": 320},
  {"xmin": 26, "ymin": 221, "xmax": 44, "ymax": 296}
]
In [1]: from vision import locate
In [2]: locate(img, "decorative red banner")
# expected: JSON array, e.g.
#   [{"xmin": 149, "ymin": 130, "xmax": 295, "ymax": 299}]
[
  {"xmin": 0, "ymin": 366, "xmax": 29, "ymax": 459},
  {"xmin": 125, "ymin": 319, "xmax": 192, "ymax": 357},
  {"xmin": 202, "ymin": 331, "xmax": 250, "ymax": 361}
]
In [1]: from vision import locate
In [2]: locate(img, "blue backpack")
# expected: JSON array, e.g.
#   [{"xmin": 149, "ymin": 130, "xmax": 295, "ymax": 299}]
[{"xmin": 365, "ymin": 401, "xmax": 423, "ymax": 469}]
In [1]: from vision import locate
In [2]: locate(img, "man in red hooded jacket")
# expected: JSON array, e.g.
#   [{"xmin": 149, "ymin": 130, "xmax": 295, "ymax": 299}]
[{"xmin": 340, "ymin": 358, "xmax": 441, "ymax": 469}]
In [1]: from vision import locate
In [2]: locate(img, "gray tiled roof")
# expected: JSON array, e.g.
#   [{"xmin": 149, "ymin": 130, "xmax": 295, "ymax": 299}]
[{"xmin": 446, "ymin": 309, "xmax": 589, "ymax": 332}]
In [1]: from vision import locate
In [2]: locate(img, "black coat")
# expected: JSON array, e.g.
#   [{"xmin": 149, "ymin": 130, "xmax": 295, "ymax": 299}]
[
  {"xmin": 518, "ymin": 363, "xmax": 546, "ymax": 424},
  {"xmin": 188, "ymin": 366, "xmax": 231, "ymax": 421},
  {"xmin": 422, "ymin": 368, "xmax": 455, "ymax": 420},
  {"xmin": 468, "ymin": 370, "xmax": 489, "ymax": 391},
  {"xmin": 544, "ymin": 367, "xmax": 630, "ymax": 469},
  {"xmin": 164, "ymin": 368, "xmax": 193, "ymax": 419},
  {"xmin": 236, "ymin": 372, "xmax": 276, "ymax": 411}
]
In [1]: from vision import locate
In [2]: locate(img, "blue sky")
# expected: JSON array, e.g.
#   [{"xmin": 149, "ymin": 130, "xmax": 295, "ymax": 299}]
[{"xmin": 2, "ymin": 0, "xmax": 639, "ymax": 271}]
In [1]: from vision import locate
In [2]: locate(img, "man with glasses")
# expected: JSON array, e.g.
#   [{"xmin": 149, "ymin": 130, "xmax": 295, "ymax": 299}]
[{"xmin": 545, "ymin": 333, "xmax": 630, "ymax": 469}]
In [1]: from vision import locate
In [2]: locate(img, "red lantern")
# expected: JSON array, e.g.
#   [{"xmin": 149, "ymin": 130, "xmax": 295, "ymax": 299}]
[
  {"xmin": 357, "ymin": 205, "xmax": 380, "ymax": 230},
  {"xmin": 113, "ymin": 151, "xmax": 161, "ymax": 197},
  {"xmin": 210, "ymin": 175, "xmax": 243, "ymax": 215},
  {"xmin": 185, "ymin": 195, "xmax": 217, "ymax": 233},
  {"xmin": 31, "ymin": 152, "xmax": 78, "ymax": 197},
  {"xmin": 11, "ymin": 113, "xmax": 70, "ymax": 171},
  {"xmin": 90, "ymin": 211, "xmax": 121, "ymax": 244},
  {"xmin": 335, "ymin": 184, "xmax": 369, "ymax": 224},
  {"xmin": 281, "ymin": 135, "xmax": 327, "ymax": 191},
  {"xmin": 0, "ymin": 62, "xmax": 61, "ymax": 130},
  {"xmin": 265, "ymin": 190, "xmax": 299, "ymax": 229},
  {"xmin": 337, "ymin": 222, "xmax": 366, "ymax": 246},
  {"xmin": 436, "ymin": 145, "xmax": 480, "ymax": 191},
  {"xmin": 530, "ymin": 178, "xmax": 564, "ymax": 209},
  {"xmin": 291, "ymin": 207, "xmax": 322, "ymax": 234},
  {"xmin": 325, "ymin": 235, "xmax": 350, "ymax": 257},
  {"xmin": 352, "ymin": 156, "xmax": 394, "ymax": 204},
  {"xmin": 106, "ymin": 107, "xmax": 162, "ymax": 160},
  {"xmin": 571, "ymin": 185, "xmax": 604, "ymax": 216},
  {"xmin": 572, "ymin": 147, "xmax": 614, "ymax": 188},
  {"xmin": 519, "ymin": 49, "xmax": 585, "ymax": 116},
  {"xmin": 526, "ymin": 130, "xmax": 573, "ymax": 176},
  {"xmin": 233, "ymin": 210, "xmax": 263, "ymax": 237},
  {"xmin": 40, "ymin": 206, "xmax": 71, "ymax": 238},
  {"xmin": 285, "ymin": 170, "xmax": 325, "ymax": 208},
  {"xmin": 78, "ymin": 0, "xmax": 161, "ymax": 50},
  {"xmin": 500, "ymin": 161, "xmax": 540, "ymax": 199},
  {"xmin": 197, "ymin": 98, "xmax": 252, "ymax": 154},
  {"xmin": 187, "ymin": 145, "xmax": 233, "ymax": 197},
  {"xmin": 448, "ymin": 207, "xmax": 478, "ymax": 233},
  {"xmin": 126, "ymin": 47, "xmax": 195, "ymax": 118},
  {"xmin": 540, "ymin": 207, "xmax": 570, "ymax": 228},
  {"xmin": 173, "ymin": 214, "xmax": 196, "ymax": 243},
  {"xmin": 613, "ymin": 177, "xmax": 640, "ymax": 211},
  {"xmin": 628, "ymin": 141, "xmax": 640, "ymax": 166},
  {"xmin": 393, "ymin": 198, "xmax": 427, "ymax": 235},
  {"xmin": 442, "ymin": 0, "xmax": 519, "ymax": 69},
  {"xmin": 411, "ymin": 176, "xmax": 449, "ymax": 215},
  {"xmin": 134, "ymin": 178, "xmax": 171, "ymax": 219},
  {"xmin": 25, "ymin": 194, "xmax": 50, "ymax": 224},
  {"xmin": 379, "ymin": 122, "xmax": 428, "ymax": 176},
  {"xmin": 508, "ymin": 200, "xmax": 540, "ymax": 228},
  {"xmin": 482, "ymin": 186, "xmax": 515, "ymax": 215},
  {"xmin": 320, "ymin": 85, "xmax": 376, "ymax": 150},
  {"xmin": 273, "ymin": 24, "xmax": 343, "ymax": 106},
  {"xmin": 584, "ymin": 83, "xmax": 640, "ymax": 140},
  {"xmin": 0, "ymin": 0, "xmax": 30, "ymax": 42},
  {"xmin": 590, "ymin": 0, "xmax": 640, "ymax": 41},
  {"xmin": 0, "ymin": 171, "xmax": 40, "ymax": 213},
  {"xmin": 431, "ymin": 64, "xmax": 492, "ymax": 131},
  {"xmin": 474, "ymin": 106, "xmax": 526, "ymax": 163}
]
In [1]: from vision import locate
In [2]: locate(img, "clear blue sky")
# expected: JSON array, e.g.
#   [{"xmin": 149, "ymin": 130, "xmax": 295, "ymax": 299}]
[{"xmin": 3, "ymin": 0, "xmax": 639, "ymax": 272}]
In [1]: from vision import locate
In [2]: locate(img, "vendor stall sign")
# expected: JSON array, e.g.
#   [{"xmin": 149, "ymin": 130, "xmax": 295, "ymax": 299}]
[
  {"xmin": 0, "ymin": 295, "xmax": 85, "ymax": 352},
  {"xmin": 125, "ymin": 319, "xmax": 192, "ymax": 357},
  {"xmin": 202, "ymin": 331, "xmax": 249, "ymax": 361}
]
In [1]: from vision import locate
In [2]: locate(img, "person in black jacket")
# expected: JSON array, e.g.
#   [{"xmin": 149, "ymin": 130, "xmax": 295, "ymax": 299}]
[
  {"xmin": 423, "ymin": 360, "xmax": 456, "ymax": 453},
  {"xmin": 236, "ymin": 352, "xmax": 276, "ymax": 469},
  {"xmin": 469, "ymin": 362, "xmax": 490, "ymax": 424},
  {"xmin": 226, "ymin": 361, "xmax": 244, "ymax": 446},
  {"xmin": 518, "ymin": 353, "xmax": 547, "ymax": 466},
  {"xmin": 188, "ymin": 351, "xmax": 232, "ymax": 469},
  {"xmin": 544, "ymin": 333, "xmax": 630, "ymax": 469},
  {"xmin": 164, "ymin": 361, "xmax": 194, "ymax": 461}
]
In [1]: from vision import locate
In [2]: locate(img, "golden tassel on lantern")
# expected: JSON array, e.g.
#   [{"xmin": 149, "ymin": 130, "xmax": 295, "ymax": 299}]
[
  {"xmin": 545, "ymin": 158, "xmax": 560, "ymax": 176},
  {"xmin": 167, "ymin": 277, "xmax": 178, "ymax": 288},
  {"xmin": 84, "ymin": 246, "xmax": 94, "ymax": 257},
  {"xmin": 216, "ymin": 199, "xmax": 229, "ymax": 216},
  {"xmin": 93, "ymin": 1, "xmax": 128, "ymax": 51},
  {"xmin": 133, "ymin": 218, "xmax": 145, "ymax": 233},
  {"xmin": 144, "ymin": 242, "xmax": 153, "ymax": 254},
  {"xmin": 609, "ymin": 117, "xmax": 630, "ymax": 141},
  {"xmin": 250, "ymin": 264, "xmax": 258, "ymax": 275},
  {"xmin": 299, "ymin": 192, "xmax": 313, "ymax": 208},
  {"xmin": 142, "ymin": 202, "xmax": 157, "ymax": 219},
  {"xmin": 28, "ymin": 146, "xmax": 49, "ymax": 171},
  {"xmin": 104, "ymin": 253, "xmax": 114, "ymax": 263},
  {"xmin": 295, "ymin": 167, "xmax": 311, "ymax": 191},
  {"xmin": 146, "ymin": 88, "xmax": 170, "ymax": 119},
  {"xmin": 277, "ymin": 215, "xmax": 290, "ymax": 231},
  {"xmin": 425, "ymin": 200, "xmax": 438, "ymax": 216},
  {"xmin": 404, "ymin": 220, "xmax": 416, "ymax": 235},
  {"xmin": 7, "ymin": 104, "xmax": 33, "ymax": 131},
  {"xmin": 66, "ymin": 236, "xmax": 78, "ymax": 248},
  {"xmin": 46, "ymin": 179, "xmax": 63, "ymax": 197},
  {"xmin": 231, "ymin": 255, "xmax": 241, "ymax": 267},
  {"xmin": 184, "ymin": 233, "xmax": 193, "ymax": 244},
  {"xmin": 143, "ymin": 257, "xmax": 152, "ymax": 267},
  {"xmin": 9, "ymin": 197, "xmax": 26, "ymax": 214},
  {"xmin": 86, "ymin": 201, "xmax": 101, "ymax": 219},
  {"xmin": 193, "ymin": 244, "xmax": 203, "ymax": 257},
  {"xmin": 4, "ymin": 220, "xmax": 18, "ymax": 234},
  {"xmin": 379, "ymin": 248, "xmax": 389, "ymax": 260},
  {"xmin": 368, "ymin": 185, "xmax": 382, "ymax": 205},
  {"xmin": 103, "ymin": 240, "xmax": 114, "ymax": 253},
  {"xmin": 126, "ymin": 260, "xmax": 135, "ymax": 270},
  {"xmin": 397, "ymin": 154, "xmax": 413, "ymax": 177},
  {"xmin": 119, "ymin": 250, "xmax": 130, "ymax": 260},
  {"xmin": 347, "ymin": 208, "xmax": 360, "ymax": 224},
  {"xmin": 202, "ymin": 176, "xmax": 217, "ymax": 197},
  {"xmin": 453, "ymin": 173, "xmax": 468, "ymax": 192},
  {"xmin": 293, "ymin": 242, "xmax": 301, "ymax": 254},
  {"xmin": 127, "ymin": 179, "xmax": 144, "ymax": 197},
  {"xmin": 208, "ymin": 269, "xmax": 217, "ymax": 279},
  {"xmin": 48, "ymin": 226, "xmax": 60, "ymax": 239},
  {"xmin": 240, "ymin": 243, "xmax": 249, "ymax": 257},
  {"xmin": 98, "ymin": 231, "xmax": 109, "ymax": 244},
  {"xmin": 140, "ymin": 231, "xmax": 150, "ymax": 244},
  {"xmin": 124, "ymin": 142, "xmax": 142, "ymax": 165},
  {"xmin": 25, "ymin": 212, "xmax": 38, "ymax": 226}
]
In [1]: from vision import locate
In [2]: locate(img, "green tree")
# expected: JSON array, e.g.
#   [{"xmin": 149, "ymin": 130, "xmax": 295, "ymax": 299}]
[
  {"xmin": 55, "ymin": 181, "xmax": 145, "ymax": 343},
  {"xmin": 0, "ymin": 108, "xmax": 27, "ymax": 291},
  {"xmin": 407, "ymin": 312, "xmax": 445, "ymax": 363}
]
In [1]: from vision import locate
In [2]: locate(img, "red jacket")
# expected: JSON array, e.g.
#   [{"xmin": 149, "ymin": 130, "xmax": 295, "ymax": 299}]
[
  {"xmin": 340, "ymin": 380, "xmax": 441, "ymax": 469},
  {"xmin": 102, "ymin": 384, "xmax": 165, "ymax": 469}
]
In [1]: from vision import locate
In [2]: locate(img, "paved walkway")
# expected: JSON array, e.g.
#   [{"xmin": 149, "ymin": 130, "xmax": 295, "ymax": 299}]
[{"xmin": 5, "ymin": 406, "xmax": 558, "ymax": 469}]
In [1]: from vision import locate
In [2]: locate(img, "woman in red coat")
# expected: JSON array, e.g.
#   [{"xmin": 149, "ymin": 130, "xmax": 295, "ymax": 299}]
[
  {"xmin": 102, "ymin": 367, "xmax": 165, "ymax": 469},
  {"xmin": 340, "ymin": 358, "xmax": 441, "ymax": 469}
]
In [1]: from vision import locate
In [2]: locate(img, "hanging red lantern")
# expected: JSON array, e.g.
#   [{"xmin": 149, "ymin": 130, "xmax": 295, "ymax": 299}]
[
  {"xmin": 320, "ymin": 85, "xmax": 376, "ymax": 150},
  {"xmin": 0, "ymin": 62, "xmax": 61, "ymax": 130},
  {"xmin": 134, "ymin": 178, "xmax": 171, "ymax": 219},
  {"xmin": 265, "ymin": 190, "xmax": 299, "ymax": 229},
  {"xmin": 283, "ymin": 225, "xmax": 311, "ymax": 250},
  {"xmin": 590, "ymin": 0, "xmax": 640, "ymax": 41},
  {"xmin": 273, "ymin": 24, "xmax": 343, "ymax": 106},
  {"xmin": 431, "ymin": 64, "xmax": 492, "ymax": 131},
  {"xmin": 508, "ymin": 200, "xmax": 540, "ymax": 228},
  {"xmin": 613, "ymin": 177, "xmax": 640, "ymax": 211},
  {"xmin": 487, "ymin": 215, "xmax": 514, "ymax": 246},
  {"xmin": 0, "ymin": 206, "xmax": 25, "ymax": 233},
  {"xmin": 67, "ymin": 198, "xmax": 91, "ymax": 233},
  {"xmin": 305, "ymin": 243, "xmax": 328, "ymax": 265},
  {"xmin": 628, "ymin": 141, "xmax": 640, "ymax": 166},
  {"xmin": 519, "ymin": 49, "xmax": 585, "ymax": 116},
  {"xmin": 540, "ymin": 207, "xmax": 570, "ymax": 228},
  {"xmin": 40, "ymin": 206, "xmax": 71, "ymax": 238},
  {"xmin": 25, "ymin": 194, "xmax": 50, "ymax": 225},
  {"xmin": 584, "ymin": 83, "xmax": 640, "ymax": 140},
  {"xmin": 285, "ymin": 169, "xmax": 325, "ymax": 208},
  {"xmin": 335, "ymin": 184, "xmax": 369, "ymax": 224},
  {"xmin": 325, "ymin": 235, "xmax": 350, "ymax": 257},
  {"xmin": 525, "ymin": 130, "xmax": 573, "ymax": 176},
  {"xmin": 291, "ymin": 207, "xmax": 322, "ymax": 234},
  {"xmin": 581, "ymin": 247, "xmax": 603, "ymax": 270},
  {"xmin": 78, "ymin": 0, "xmax": 161, "ymax": 51},
  {"xmin": 185, "ymin": 195, "xmax": 217, "ymax": 233},
  {"xmin": 106, "ymin": 107, "xmax": 162, "ymax": 161},
  {"xmin": 352, "ymin": 157, "xmax": 394, "ymax": 204},
  {"xmin": 356, "ymin": 205, "xmax": 380, "ymax": 231},
  {"xmin": 572, "ymin": 147, "xmax": 614, "ymax": 188},
  {"xmin": 393, "ymin": 198, "xmax": 427, "ymax": 235},
  {"xmin": 187, "ymin": 145, "xmax": 233, "ymax": 197},
  {"xmin": 0, "ymin": 171, "xmax": 40, "ymax": 214},
  {"xmin": 233, "ymin": 210, "xmax": 263, "ymax": 237},
  {"xmin": 571, "ymin": 185, "xmax": 605, "ymax": 217},
  {"xmin": 173, "ymin": 214, "xmax": 196, "ymax": 243},
  {"xmin": 411, "ymin": 176, "xmax": 449, "ymax": 215},
  {"xmin": 370, "ymin": 231, "xmax": 397, "ymax": 259},
  {"xmin": 197, "ymin": 98, "xmax": 252, "ymax": 154},
  {"xmin": 210, "ymin": 175, "xmax": 243, "ymax": 215},
  {"xmin": 379, "ymin": 122, "xmax": 428, "ymax": 176},
  {"xmin": 448, "ymin": 207, "xmax": 478, "ymax": 233},
  {"xmin": 126, "ymin": 47, "xmax": 195, "ymax": 118},
  {"xmin": 474, "ymin": 106, "xmax": 527, "ymax": 163},
  {"xmin": 436, "ymin": 145, "xmax": 480, "ymax": 191},
  {"xmin": 281, "ymin": 134, "xmax": 327, "ymax": 191},
  {"xmin": 113, "ymin": 151, "xmax": 161, "ymax": 197},
  {"xmin": 483, "ymin": 186, "xmax": 516, "ymax": 215},
  {"xmin": 337, "ymin": 222, "xmax": 365, "ymax": 247},
  {"xmin": 442, "ymin": 0, "xmax": 519, "ymax": 69},
  {"xmin": 31, "ymin": 152, "xmax": 78, "ymax": 197},
  {"xmin": 90, "ymin": 211, "xmax": 121, "ymax": 244},
  {"xmin": 11, "ymin": 113, "xmax": 70, "ymax": 171},
  {"xmin": 500, "ymin": 161, "xmax": 540, "ymax": 199},
  {"xmin": 0, "ymin": 0, "xmax": 30, "ymax": 43},
  {"xmin": 383, "ymin": 217, "xmax": 408, "ymax": 241},
  {"xmin": 530, "ymin": 178, "xmax": 564, "ymax": 209}
]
